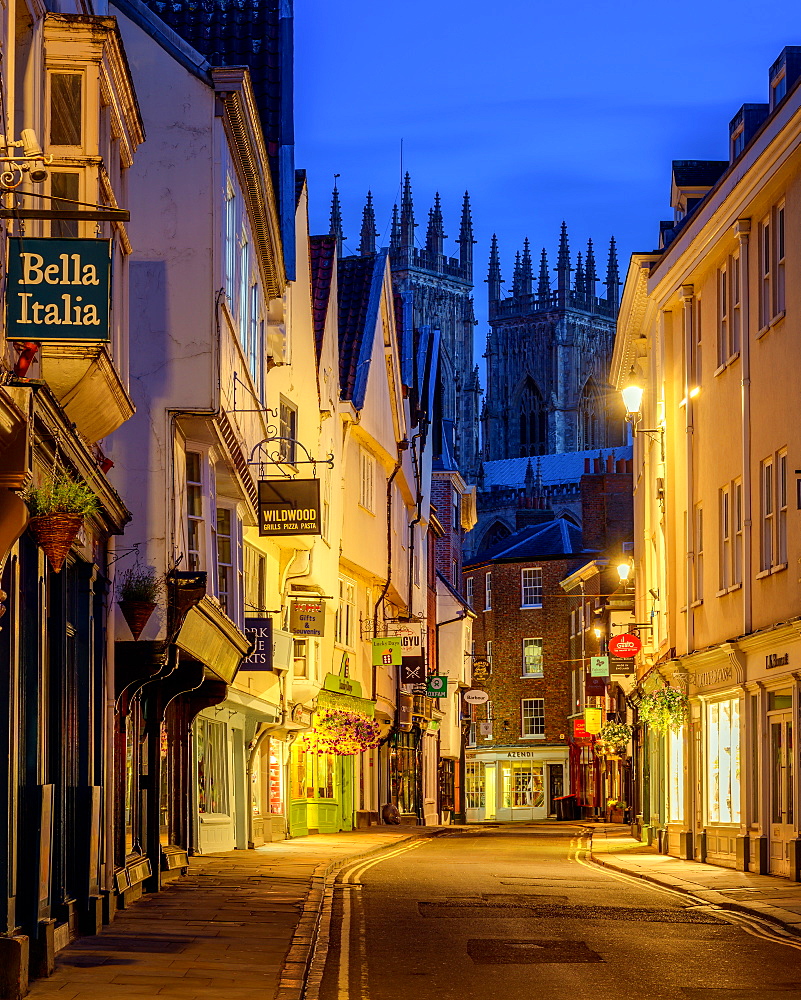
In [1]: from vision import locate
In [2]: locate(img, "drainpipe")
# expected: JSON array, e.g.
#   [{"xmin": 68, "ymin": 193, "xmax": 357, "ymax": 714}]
[
  {"xmin": 373, "ymin": 447, "xmax": 405, "ymax": 700},
  {"xmin": 407, "ymin": 431, "xmax": 424, "ymax": 616},
  {"xmin": 681, "ymin": 285, "xmax": 695, "ymax": 657},
  {"xmin": 104, "ymin": 536, "xmax": 117, "ymax": 896},
  {"xmin": 736, "ymin": 220, "xmax": 752, "ymax": 637}
]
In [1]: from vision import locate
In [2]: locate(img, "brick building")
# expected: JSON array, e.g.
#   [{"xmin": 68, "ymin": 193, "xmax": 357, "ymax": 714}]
[{"xmin": 462, "ymin": 465, "xmax": 633, "ymax": 821}]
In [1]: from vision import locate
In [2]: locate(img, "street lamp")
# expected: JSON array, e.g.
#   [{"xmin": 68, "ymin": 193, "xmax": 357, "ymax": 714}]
[
  {"xmin": 621, "ymin": 369, "xmax": 663, "ymax": 450},
  {"xmin": 0, "ymin": 129, "xmax": 51, "ymax": 189},
  {"xmin": 616, "ymin": 562, "xmax": 631, "ymax": 585}
]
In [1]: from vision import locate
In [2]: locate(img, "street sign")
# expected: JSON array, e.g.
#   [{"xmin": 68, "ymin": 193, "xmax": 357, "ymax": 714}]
[
  {"xmin": 426, "ymin": 675, "xmax": 448, "ymax": 698},
  {"xmin": 372, "ymin": 636, "xmax": 402, "ymax": 666},
  {"xmin": 608, "ymin": 633, "xmax": 642, "ymax": 658},
  {"xmin": 464, "ymin": 689, "xmax": 489, "ymax": 705},
  {"xmin": 590, "ymin": 655, "xmax": 610, "ymax": 677}
]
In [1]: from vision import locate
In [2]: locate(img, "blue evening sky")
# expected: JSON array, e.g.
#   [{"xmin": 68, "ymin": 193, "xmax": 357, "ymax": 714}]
[{"xmin": 295, "ymin": 1, "xmax": 798, "ymax": 371}]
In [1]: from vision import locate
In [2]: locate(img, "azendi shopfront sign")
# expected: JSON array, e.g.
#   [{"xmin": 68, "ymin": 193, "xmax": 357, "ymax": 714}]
[{"xmin": 6, "ymin": 237, "xmax": 112, "ymax": 342}]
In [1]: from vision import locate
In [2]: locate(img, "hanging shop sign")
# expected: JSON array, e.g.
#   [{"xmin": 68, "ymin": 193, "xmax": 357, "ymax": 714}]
[
  {"xmin": 590, "ymin": 655, "xmax": 610, "ymax": 677},
  {"xmin": 6, "ymin": 237, "xmax": 112, "ymax": 342},
  {"xmin": 258, "ymin": 479, "xmax": 321, "ymax": 536},
  {"xmin": 608, "ymin": 633, "xmax": 641, "ymax": 658},
  {"xmin": 464, "ymin": 689, "xmax": 489, "ymax": 705},
  {"xmin": 240, "ymin": 617, "xmax": 273, "ymax": 671},
  {"xmin": 584, "ymin": 707, "xmax": 603, "ymax": 734},
  {"xmin": 472, "ymin": 660, "xmax": 490, "ymax": 683},
  {"xmin": 397, "ymin": 621, "xmax": 425, "ymax": 680},
  {"xmin": 323, "ymin": 673, "xmax": 363, "ymax": 698},
  {"xmin": 585, "ymin": 675, "xmax": 606, "ymax": 697},
  {"xmin": 372, "ymin": 636, "xmax": 402, "ymax": 666},
  {"xmin": 401, "ymin": 657, "xmax": 425, "ymax": 685},
  {"xmin": 610, "ymin": 655, "xmax": 635, "ymax": 675},
  {"xmin": 573, "ymin": 717, "xmax": 588, "ymax": 738},
  {"xmin": 289, "ymin": 599, "xmax": 325, "ymax": 637},
  {"xmin": 398, "ymin": 692, "xmax": 414, "ymax": 732},
  {"xmin": 426, "ymin": 675, "xmax": 448, "ymax": 699},
  {"xmin": 479, "ymin": 721, "xmax": 493, "ymax": 737}
]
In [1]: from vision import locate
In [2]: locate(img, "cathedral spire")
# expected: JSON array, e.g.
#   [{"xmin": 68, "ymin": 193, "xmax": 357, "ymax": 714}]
[
  {"xmin": 605, "ymin": 236, "xmax": 620, "ymax": 310},
  {"xmin": 537, "ymin": 247, "xmax": 550, "ymax": 302},
  {"xmin": 585, "ymin": 238, "xmax": 597, "ymax": 302},
  {"xmin": 487, "ymin": 234, "xmax": 503, "ymax": 303},
  {"xmin": 425, "ymin": 192, "xmax": 446, "ymax": 255},
  {"xmin": 400, "ymin": 172, "xmax": 416, "ymax": 249},
  {"xmin": 329, "ymin": 179, "xmax": 346, "ymax": 259},
  {"xmin": 390, "ymin": 204, "xmax": 401, "ymax": 252},
  {"xmin": 359, "ymin": 191, "xmax": 378, "ymax": 256},
  {"xmin": 556, "ymin": 221, "xmax": 571, "ymax": 302},
  {"xmin": 520, "ymin": 238, "xmax": 533, "ymax": 296},
  {"xmin": 574, "ymin": 251, "xmax": 585, "ymax": 297},
  {"xmin": 458, "ymin": 191, "xmax": 475, "ymax": 275},
  {"xmin": 512, "ymin": 251, "xmax": 522, "ymax": 297}
]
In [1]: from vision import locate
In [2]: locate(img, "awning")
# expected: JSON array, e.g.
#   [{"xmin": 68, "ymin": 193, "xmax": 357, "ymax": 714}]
[{"xmin": 175, "ymin": 595, "xmax": 252, "ymax": 683}]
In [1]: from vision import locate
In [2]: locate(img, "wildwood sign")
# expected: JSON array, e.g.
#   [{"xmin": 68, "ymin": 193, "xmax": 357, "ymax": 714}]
[
  {"xmin": 6, "ymin": 237, "xmax": 112, "ymax": 341},
  {"xmin": 258, "ymin": 479, "xmax": 321, "ymax": 536}
]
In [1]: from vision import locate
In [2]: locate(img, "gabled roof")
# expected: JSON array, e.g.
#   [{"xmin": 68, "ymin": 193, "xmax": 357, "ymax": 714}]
[
  {"xmin": 480, "ymin": 446, "xmax": 632, "ymax": 490},
  {"xmin": 309, "ymin": 235, "xmax": 336, "ymax": 364},
  {"xmin": 337, "ymin": 252, "xmax": 387, "ymax": 410},
  {"xmin": 464, "ymin": 517, "xmax": 594, "ymax": 568},
  {"xmin": 436, "ymin": 571, "xmax": 475, "ymax": 615}
]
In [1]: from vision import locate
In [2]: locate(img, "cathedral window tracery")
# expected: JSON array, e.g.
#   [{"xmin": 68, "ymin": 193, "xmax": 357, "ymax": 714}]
[{"xmin": 518, "ymin": 378, "xmax": 547, "ymax": 457}]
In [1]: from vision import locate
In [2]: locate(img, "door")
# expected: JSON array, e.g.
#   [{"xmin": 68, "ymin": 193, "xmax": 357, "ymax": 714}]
[
  {"xmin": 340, "ymin": 756, "xmax": 353, "ymax": 832},
  {"xmin": 548, "ymin": 764, "xmax": 564, "ymax": 815},
  {"xmin": 484, "ymin": 765, "xmax": 496, "ymax": 820},
  {"xmin": 769, "ymin": 713, "xmax": 793, "ymax": 876}
]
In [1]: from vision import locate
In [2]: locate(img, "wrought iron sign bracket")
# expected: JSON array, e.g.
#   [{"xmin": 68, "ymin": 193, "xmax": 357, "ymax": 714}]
[{"xmin": 247, "ymin": 436, "xmax": 334, "ymax": 479}]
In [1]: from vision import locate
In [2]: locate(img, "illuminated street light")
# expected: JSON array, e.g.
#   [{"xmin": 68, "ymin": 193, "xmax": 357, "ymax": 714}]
[
  {"xmin": 620, "ymin": 368, "xmax": 663, "ymax": 451},
  {"xmin": 617, "ymin": 562, "xmax": 631, "ymax": 584}
]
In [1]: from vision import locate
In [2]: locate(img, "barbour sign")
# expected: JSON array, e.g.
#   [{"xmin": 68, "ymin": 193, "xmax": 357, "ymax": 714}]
[{"xmin": 6, "ymin": 237, "xmax": 112, "ymax": 342}]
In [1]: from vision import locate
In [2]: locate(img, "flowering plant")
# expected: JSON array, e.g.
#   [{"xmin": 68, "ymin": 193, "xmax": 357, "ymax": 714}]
[
  {"xmin": 597, "ymin": 721, "xmax": 632, "ymax": 755},
  {"xmin": 638, "ymin": 687, "xmax": 687, "ymax": 734},
  {"xmin": 301, "ymin": 709, "xmax": 381, "ymax": 756}
]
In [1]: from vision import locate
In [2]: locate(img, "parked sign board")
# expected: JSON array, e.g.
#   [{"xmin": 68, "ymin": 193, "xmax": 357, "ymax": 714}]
[
  {"xmin": 6, "ymin": 237, "xmax": 112, "ymax": 342},
  {"xmin": 258, "ymin": 479, "xmax": 321, "ymax": 536}
]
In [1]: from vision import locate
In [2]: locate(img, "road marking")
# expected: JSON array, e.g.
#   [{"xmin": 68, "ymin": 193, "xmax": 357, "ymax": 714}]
[{"xmin": 572, "ymin": 832, "xmax": 801, "ymax": 953}]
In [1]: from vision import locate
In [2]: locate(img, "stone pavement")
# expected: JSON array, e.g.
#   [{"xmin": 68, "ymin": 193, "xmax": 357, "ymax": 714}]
[
  {"xmin": 25, "ymin": 828, "xmax": 429, "ymax": 1000},
  {"xmin": 587, "ymin": 823, "xmax": 801, "ymax": 935}
]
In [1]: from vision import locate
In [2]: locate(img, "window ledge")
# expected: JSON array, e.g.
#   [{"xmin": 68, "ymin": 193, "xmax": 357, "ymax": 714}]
[
  {"xmin": 690, "ymin": 599, "xmax": 703, "ymax": 608},
  {"xmin": 727, "ymin": 582, "xmax": 743, "ymax": 593},
  {"xmin": 521, "ymin": 735, "xmax": 546, "ymax": 740},
  {"xmin": 755, "ymin": 569, "xmax": 771, "ymax": 580},
  {"xmin": 770, "ymin": 310, "xmax": 786, "ymax": 329},
  {"xmin": 715, "ymin": 588, "xmax": 728, "ymax": 598},
  {"xmin": 358, "ymin": 504, "xmax": 376, "ymax": 516},
  {"xmin": 771, "ymin": 562, "xmax": 788, "ymax": 574},
  {"xmin": 727, "ymin": 351, "xmax": 741, "ymax": 366},
  {"xmin": 714, "ymin": 362, "xmax": 727, "ymax": 377},
  {"xmin": 520, "ymin": 675, "xmax": 544, "ymax": 680},
  {"xmin": 756, "ymin": 324, "xmax": 770, "ymax": 340},
  {"xmin": 520, "ymin": 605, "xmax": 543, "ymax": 610}
]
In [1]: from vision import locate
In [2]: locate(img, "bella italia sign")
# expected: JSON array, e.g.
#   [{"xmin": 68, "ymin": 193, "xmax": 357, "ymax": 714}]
[{"xmin": 6, "ymin": 238, "xmax": 112, "ymax": 341}]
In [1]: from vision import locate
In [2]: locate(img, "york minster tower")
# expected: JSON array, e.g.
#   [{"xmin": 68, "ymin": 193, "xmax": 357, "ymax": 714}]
[{"xmin": 482, "ymin": 224, "xmax": 624, "ymax": 460}]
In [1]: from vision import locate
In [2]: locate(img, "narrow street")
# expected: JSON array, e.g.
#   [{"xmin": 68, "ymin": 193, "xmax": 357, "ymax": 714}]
[{"xmin": 318, "ymin": 826, "xmax": 801, "ymax": 1000}]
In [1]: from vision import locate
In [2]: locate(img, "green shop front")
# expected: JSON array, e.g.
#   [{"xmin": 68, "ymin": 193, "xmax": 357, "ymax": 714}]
[{"xmin": 289, "ymin": 674, "xmax": 378, "ymax": 836}]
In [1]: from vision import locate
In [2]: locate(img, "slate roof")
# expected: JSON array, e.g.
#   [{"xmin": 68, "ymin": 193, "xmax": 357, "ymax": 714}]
[
  {"xmin": 337, "ymin": 252, "xmax": 387, "ymax": 410},
  {"xmin": 309, "ymin": 236, "xmax": 336, "ymax": 364},
  {"xmin": 464, "ymin": 518, "xmax": 594, "ymax": 568},
  {"xmin": 672, "ymin": 160, "xmax": 728, "ymax": 187},
  {"xmin": 140, "ymin": 0, "xmax": 283, "ymax": 157},
  {"xmin": 480, "ymin": 446, "xmax": 632, "ymax": 490}
]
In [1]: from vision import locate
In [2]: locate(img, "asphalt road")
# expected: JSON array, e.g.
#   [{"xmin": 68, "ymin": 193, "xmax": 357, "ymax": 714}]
[{"xmin": 318, "ymin": 824, "xmax": 801, "ymax": 1000}]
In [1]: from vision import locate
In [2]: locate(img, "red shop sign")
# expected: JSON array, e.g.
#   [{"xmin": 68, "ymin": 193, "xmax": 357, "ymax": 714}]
[
  {"xmin": 608, "ymin": 633, "xmax": 642, "ymax": 658},
  {"xmin": 573, "ymin": 717, "xmax": 588, "ymax": 738}
]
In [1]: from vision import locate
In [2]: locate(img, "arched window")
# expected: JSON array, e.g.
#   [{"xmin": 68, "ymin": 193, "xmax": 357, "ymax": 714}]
[
  {"xmin": 478, "ymin": 520, "xmax": 512, "ymax": 553},
  {"xmin": 517, "ymin": 378, "xmax": 547, "ymax": 457},
  {"xmin": 578, "ymin": 377, "xmax": 604, "ymax": 450}
]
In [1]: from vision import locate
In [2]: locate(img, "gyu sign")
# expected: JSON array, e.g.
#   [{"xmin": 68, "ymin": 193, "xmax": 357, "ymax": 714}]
[
  {"xmin": 258, "ymin": 478, "xmax": 321, "ymax": 536},
  {"xmin": 6, "ymin": 238, "xmax": 112, "ymax": 342}
]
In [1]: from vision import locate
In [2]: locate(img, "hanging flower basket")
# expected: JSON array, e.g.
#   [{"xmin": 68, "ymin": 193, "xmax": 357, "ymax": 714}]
[
  {"xmin": 23, "ymin": 476, "xmax": 99, "ymax": 574},
  {"xmin": 118, "ymin": 600, "xmax": 157, "ymax": 640},
  {"xmin": 27, "ymin": 514, "xmax": 85, "ymax": 573},
  {"xmin": 301, "ymin": 709, "xmax": 381, "ymax": 756},
  {"xmin": 117, "ymin": 566, "xmax": 162, "ymax": 640},
  {"xmin": 597, "ymin": 720, "xmax": 632, "ymax": 756},
  {"xmin": 638, "ymin": 687, "xmax": 688, "ymax": 734}
]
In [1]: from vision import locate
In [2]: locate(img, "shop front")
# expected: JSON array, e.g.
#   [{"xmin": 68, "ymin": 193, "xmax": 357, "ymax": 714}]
[
  {"xmin": 465, "ymin": 748, "xmax": 568, "ymax": 822},
  {"xmin": 288, "ymin": 673, "xmax": 378, "ymax": 837}
]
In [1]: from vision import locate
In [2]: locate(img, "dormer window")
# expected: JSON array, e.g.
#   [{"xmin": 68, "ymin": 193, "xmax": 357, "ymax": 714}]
[
  {"xmin": 772, "ymin": 72, "xmax": 787, "ymax": 108},
  {"xmin": 731, "ymin": 125, "xmax": 745, "ymax": 159}
]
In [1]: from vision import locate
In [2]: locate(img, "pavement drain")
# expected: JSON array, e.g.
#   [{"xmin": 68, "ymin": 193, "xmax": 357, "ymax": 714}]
[{"xmin": 466, "ymin": 938, "xmax": 602, "ymax": 964}]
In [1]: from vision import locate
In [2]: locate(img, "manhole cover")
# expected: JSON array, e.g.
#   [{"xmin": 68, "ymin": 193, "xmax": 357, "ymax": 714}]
[{"xmin": 467, "ymin": 938, "xmax": 602, "ymax": 965}]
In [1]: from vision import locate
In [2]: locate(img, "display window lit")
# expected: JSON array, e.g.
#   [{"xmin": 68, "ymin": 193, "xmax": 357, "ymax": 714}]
[
  {"xmin": 668, "ymin": 728, "xmax": 684, "ymax": 823},
  {"xmin": 707, "ymin": 698, "xmax": 740, "ymax": 824},
  {"xmin": 500, "ymin": 761, "xmax": 544, "ymax": 808},
  {"xmin": 465, "ymin": 761, "xmax": 485, "ymax": 809}
]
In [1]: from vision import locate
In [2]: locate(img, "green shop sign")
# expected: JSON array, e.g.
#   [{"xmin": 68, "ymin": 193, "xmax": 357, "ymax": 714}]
[{"xmin": 6, "ymin": 237, "xmax": 112, "ymax": 342}]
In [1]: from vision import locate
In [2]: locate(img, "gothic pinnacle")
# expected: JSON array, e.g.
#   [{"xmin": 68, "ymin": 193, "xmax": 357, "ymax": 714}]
[
  {"xmin": 537, "ymin": 247, "xmax": 550, "ymax": 300},
  {"xmin": 426, "ymin": 192, "xmax": 446, "ymax": 254},
  {"xmin": 585, "ymin": 238, "xmax": 597, "ymax": 297},
  {"xmin": 574, "ymin": 251, "xmax": 585, "ymax": 296},
  {"xmin": 400, "ymin": 172, "xmax": 416, "ymax": 249},
  {"xmin": 458, "ymin": 191, "xmax": 475, "ymax": 272},
  {"xmin": 329, "ymin": 180, "xmax": 346, "ymax": 258},
  {"xmin": 520, "ymin": 238, "xmax": 533, "ymax": 295},
  {"xmin": 359, "ymin": 191, "xmax": 378, "ymax": 256}
]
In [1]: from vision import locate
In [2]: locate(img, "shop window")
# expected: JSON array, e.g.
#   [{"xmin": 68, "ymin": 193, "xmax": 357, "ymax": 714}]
[
  {"xmin": 521, "ymin": 698, "xmax": 545, "ymax": 738},
  {"xmin": 501, "ymin": 761, "xmax": 544, "ymax": 808},
  {"xmin": 196, "ymin": 717, "xmax": 229, "ymax": 815},
  {"xmin": 314, "ymin": 753, "xmax": 335, "ymax": 799},
  {"xmin": 50, "ymin": 72, "xmax": 82, "ymax": 146},
  {"xmin": 707, "ymin": 698, "xmax": 740, "ymax": 824},
  {"xmin": 465, "ymin": 761, "xmax": 485, "ymax": 809},
  {"xmin": 521, "ymin": 567, "xmax": 543, "ymax": 608},
  {"xmin": 293, "ymin": 749, "xmax": 306, "ymax": 799},
  {"xmin": 522, "ymin": 637, "xmax": 543, "ymax": 677}
]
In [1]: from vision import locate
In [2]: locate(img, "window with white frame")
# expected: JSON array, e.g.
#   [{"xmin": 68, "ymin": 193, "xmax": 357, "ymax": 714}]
[
  {"xmin": 719, "ymin": 485, "xmax": 731, "ymax": 591},
  {"xmin": 335, "ymin": 577, "xmax": 356, "ymax": 647},
  {"xmin": 486, "ymin": 640, "xmax": 493, "ymax": 670},
  {"xmin": 249, "ymin": 283, "xmax": 260, "ymax": 389},
  {"xmin": 466, "ymin": 576, "xmax": 474, "ymax": 606},
  {"xmin": 483, "ymin": 700, "xmax": 493, "ymax": 740},
  {"xmin": 279, "ymin": 398, "xmax": 297, "ymax": 466},
  {"xmin": 777, "ymin": 204, "xmax": 786, "ymax": 315},
  {"xmin": 760, "ymin": 457, "xmax": 774, "ymax": 572},
  {"xmin": 186, "ymin": 451, "xmax": 204, "ymax": 571},
  {"xmin": 293, "ymin": 638, "xmax": 309, "ymax": 679},
  {"xmin": 707, "ymin": 698, "xmax": 740, "ymax": 824},
  {"xmin": 196, "ymin": 717, "xmax": 229, "ymax": 815},
  {"xmin": 451, "ymin": 559, "xmax": 458, "ymax": 586},
  {"xmin": 717, "ymin": 254, "xmax": 742, "ymax": 368},
  {"xmin": 359, "ymin": 448, "xmax": 375, "ymax": 512},
  {"xmin": 522, "ymin": 638, "xmax": 543, "ymax": 677},
  {"xmin": 521, "ymin": 698, "xmax": 545, "ymax": 738},
  {"xmin": 50, "ymin": 72, "xmax": 83, "ymax": 147},
  {"xmin": 691, "ymin": 295, "xmax": 702, "ymax": 388},
  {"xmin": 225, "ymin": 183, "xmax": 236, "ymax": 306},
  {"xmin": 239, "ymin": 237, "xmax": 250, "ymax": 348},
  {"xmin": 778, "ymin": 450, "xmax": 788, "ymax": 566},
  {"xmin": 521, "ymin": 567, "xmax": 543, "ymax": 608},
  {"xmin": 485, "ymin": 571, "xmax": 492, "ymax": 611},
  {"xmin": 694, "ymin": 504, "xmax": 703, "ymax": 602},
  {"xmin": 760, "ymin": 215, "xmax": 772, "ymax": 330},
  {"xmin": 51, "ymin": 172, "xmax": 80, "ymax": 239},
  {"xmin": 215, "ymin": 506, "xmax": 235, "ymax": 616},
  {"xmin": 733, "ymin": 479, "xmax": 743, "ymax": 585},
  {"xmin": 717, "ymin": 265, "xmax": 728, "ymax": 369}
]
